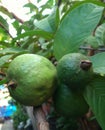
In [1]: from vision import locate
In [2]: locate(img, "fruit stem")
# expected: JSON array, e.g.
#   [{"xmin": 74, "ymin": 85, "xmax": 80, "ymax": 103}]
[
  {"xmin": 8, "ymin": 81, "xmax": 17, "ymax": 89},
  {"xmin": 80, "ymin": 60, "xmax": 92, "ymax": 71}
]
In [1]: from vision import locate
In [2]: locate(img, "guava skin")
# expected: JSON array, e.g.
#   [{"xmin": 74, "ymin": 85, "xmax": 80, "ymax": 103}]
[
  {"xmin": 7, "ymin": 54, "xmax": 57, "ymax": 106},
  {"xmin": 57, "ymin": 53, "xmax": 93, "ymax": 90},
  {"xmin": 53, "ymin": 84, "xmax": 89, "ymax": 117}
]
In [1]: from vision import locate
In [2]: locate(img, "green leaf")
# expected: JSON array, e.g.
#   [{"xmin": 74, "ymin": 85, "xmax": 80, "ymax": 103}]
[
  {"xmin": 0, "ymin": 27, "xmax": 10, "ymax": 42},
  {"xmin": 0, "ymin": 47, "xmax": 28, "ymax": 56},
  {"xmin": 54, "ymin": 3, "xmax": 104, "ymax": 60},
  {"xmin": 48, "ymin": 6, "xmax": 59, "ymax": 32},
  {"xmin": 37, "ymin": 0, "xmax": 41, "ymax": 2},
  {"xmin": 0, "ymin": 78, "xmax": 7, "ymax": 85},
  {"xmin": 35, "ymin": 17, "xmax": 53, "ymax": 32},
  {"xmin": 12, "ymin": 20, "xmax": 20, "ymax": 30},
  {"xmin": 90, "ymin": 52, "xmax": 105, "ymax": 75},
  {"xmin": 24, "ymin": 3, "xmax": 38, "ymax": 13},
  {"xmin": 35, "ymin": 6, "xmax": 59, "ymax": 33},
  {"xmin": 0, "ymin": 41, "xmax": 11, "ymax": 47},
  {"xmin": 0, "ymin": 55, "xmax": 13, "ymax": 67},
  {"xmin": 83, "ymin": 35, "xmax": 99, "ymax": 49},
  {"xmin": 13, "ymin": 30, "xmax": 53, "ymax": 42},
  {"xmin": 95, "ymin": 23, "xmax": 105, "ymax": 46},
  {"xmin": 84, "ymin": 76, "xmax": 105, "ymax": 130},
  {"xmin": 0, "ymin": 16, "xmax": 9, "ymax": 31},
  {"xmin": 0, "ymin": 6, "xmax": 12, "ymax": 18}
]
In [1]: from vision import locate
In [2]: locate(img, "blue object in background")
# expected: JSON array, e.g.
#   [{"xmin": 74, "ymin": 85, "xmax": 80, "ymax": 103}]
[
  {"xmin": 0, "ymin": 105, "xmax": 17, "ymax": 119},
  {"xmin": 0, "ymin": 84, "xmax": 17, "ymax": 119},
  {"xmin": 0, "ymin": 85, "xmax": 5, "ymax": 90},
  {"xmin": 4, "ymin": 105, "xmax": 17, "ymax": 118}
]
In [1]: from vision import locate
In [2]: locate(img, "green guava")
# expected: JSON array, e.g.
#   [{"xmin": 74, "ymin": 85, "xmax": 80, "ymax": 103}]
[
  {"xmin": 7, "ymin": 54, "xmax": 57, "ymax": 106},
  {"xmin": 57, "ymin": 53, "xmax": 93, "ymax": 90},
  {"xmin": 53, "ymin": 84, "xmax": 89, "ymax": 117}
]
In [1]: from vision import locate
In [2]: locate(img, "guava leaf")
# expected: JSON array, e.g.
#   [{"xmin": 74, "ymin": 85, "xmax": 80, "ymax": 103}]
[
  {"xmin": 35, "ymin": 6, "xmax": 59, "ymax": 33},
  {"xmin": 95, "ymin": 23, "xmax": 105, "ymax": 46},
  {"xmin": 0, "ymin": 48, "xmax": 28, "ymax": 56},
  {"xmin": 83, "ymin": 35, "xmax": 99, "ymax": 49},
  {"xmin": 13, "ymin": 30, "xmax": 53, "ymax": 42},
  {"xmin": 0, "ymin": 78, "xmax": 7, "ymax": 85},
  {"xmin": 0, "ymin": 55, "xmax": 13, "ymax": 67},
  {"xmin": 0, "ymin": 6, "xmax": 12, "ymax": 18},
  {"xmin": 24, "ymin": 3, "xmax": 38, "ymax": 13},
  {"xmin": 54, "ymin": 3, "xmax": 104, "ymax": 60},
  {"xmin": 84, "ymin": 76, "xmax": 105, "ymax": 130},
  {"xmin": 0, "ymin": 15, "xmax": 9, "ymax": 31},
  {"xmin": 90, "ymin": 52, "xmax": 105, "ymax": 75}
]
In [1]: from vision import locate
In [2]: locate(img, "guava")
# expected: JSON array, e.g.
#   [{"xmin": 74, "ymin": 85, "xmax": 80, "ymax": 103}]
[
  {"xmin": 53, "ymin": 84, "xmax": 89, "ymax": 117},
  {"xmin": 57, "ymin": 53, "xmax": 93, "ymax": 90},
  {"xmin": 7, "ymin": 54, "xmax": 57, "ymax": 106}
]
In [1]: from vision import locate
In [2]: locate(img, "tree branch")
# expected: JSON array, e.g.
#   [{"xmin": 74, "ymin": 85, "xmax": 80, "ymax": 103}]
[
  {"xmin": 0, "ymin": 5, "xmax": 24, "ymax": 24},
  {"xmin": 34, "ymin": 107, "xmax": 50, "ymax": 130},
  {"xmin": 57, "ymin": 0, "xmax": 62, "ymax": 7}
]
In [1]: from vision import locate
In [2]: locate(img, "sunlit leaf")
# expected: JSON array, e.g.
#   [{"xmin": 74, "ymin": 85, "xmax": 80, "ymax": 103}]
[
  {"xmin": 24, "ymin": 3, "xmax": 38, "ymax": 13},
  {"xmin": 35, "ymin": 6, "xmax": 59, "ymax": 33},
  {"xmin": 0, "ymin": 6, "xmax": 12, "ymax": 18},
  {"xmin": 0, "ymin": 16, "xmax": 9, "ymax": 31}
]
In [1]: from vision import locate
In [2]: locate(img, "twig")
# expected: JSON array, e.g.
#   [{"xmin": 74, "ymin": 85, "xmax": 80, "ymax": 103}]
[
  {"xmin": 57, "ymin": 0, "xmax": 62, "ymax": 7},
  {"xmin": 79, "ymin": 46, "xmax": 95, "ymax": 51},
  {"xmin": 34, "ymin": 107, "xmax": 50, "ymax": 130},
  {"xmin": 0, "ymin": 5, "xmax": 24, "ymax": 24},
  {"xmin": 11, "ymin": 12, "xmax": 24, "ymax": 24}
]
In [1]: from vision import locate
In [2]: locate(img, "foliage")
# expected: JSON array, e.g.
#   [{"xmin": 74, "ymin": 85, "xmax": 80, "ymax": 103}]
[
  {"xmin": 12, "ymin": 104, "xmax": 28, "ymax": 130},
  {"xmin": 0, "ymin": 0, "xmax": 105, "ymax": 130},
  {"xmin": 56, "ymin": 116, "xmax": 78, "ymax": 130},
  {"xmin": 84, "ymin": 75, "xmax": 105, "ymax": 130},
  {"xmin": 54, "ymin": 2, "xmax": 104, "ymax": 60}
]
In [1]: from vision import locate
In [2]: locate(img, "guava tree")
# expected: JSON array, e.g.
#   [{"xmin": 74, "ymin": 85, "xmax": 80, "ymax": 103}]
[{"xmin": 0, "ymin": 0, "xmax": 105, "ymax": 130}]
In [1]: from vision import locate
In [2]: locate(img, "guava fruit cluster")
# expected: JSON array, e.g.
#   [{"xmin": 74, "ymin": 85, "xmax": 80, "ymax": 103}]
[
  {"xmin": 7, "ymin": 52, "xmax": 93, "ymax": 118},
  {"xmin": 53, "ymin": 53, "xmax": 94, "ymax": 117}
]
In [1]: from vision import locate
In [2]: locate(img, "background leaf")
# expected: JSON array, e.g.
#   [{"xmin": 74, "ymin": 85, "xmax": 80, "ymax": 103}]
[
  {"xmin": 13, "ymin": 30, "xmax": 53, "ymax": 42},
  {"xmin": 24, "ymin": 3, "xmax": 38, "ymax": 13},
  {"xmin": 95, "ymin": 23, "xmax": 105, "ymax": 46},
  {"xmin": 0, "ymin": 55, "xmax": 13, "ymax": 67},
  {"xmin": 83, "ymin": 35, "xmax": 99, "ymax": 49},
  {"xmin": 0, "ymin": 6, "xmax": 12, "ymax": 18},
  {"xmin": 90, "ymin": 52, "xmax": 105, "ymax": 75},
  {"xmin": 53, "ymin": 3, "xmax": 104, "ymax": 60},
  {"xmin": 0, "ymin": 15, "xmax": 9, "ymax": 31},
  {"xmin": 0, "ymin": 47, "xmax": 28, "ymax": 56},
  {"xmin": 0, "ymin": 78, "xmax": 7, "ymax": 85},
  {"xmin": 84, "ymin": 76, "xmax": 105, "ymax": 130},
  {"xmin": 35, "ymin": 6, "xmax": 59, "ymax": 33}
]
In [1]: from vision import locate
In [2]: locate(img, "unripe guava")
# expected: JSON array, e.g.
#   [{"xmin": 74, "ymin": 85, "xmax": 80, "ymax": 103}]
[
  {"xmin": 57, "ymin": 53, "xmax": 93, "ymax": 90},
  {"xmin": 7, "ymin": 54, "xmax": 57, "ymax": 106}
]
